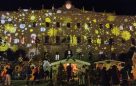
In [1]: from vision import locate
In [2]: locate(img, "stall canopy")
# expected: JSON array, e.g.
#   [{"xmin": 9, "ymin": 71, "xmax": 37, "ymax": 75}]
[
  {"xmin": 94, "ymin": 60, "xmax": 125, "ymax": 70},
  {"xmin": 51, "ymin": 59, "xmax": 90, "ymax": 67}
]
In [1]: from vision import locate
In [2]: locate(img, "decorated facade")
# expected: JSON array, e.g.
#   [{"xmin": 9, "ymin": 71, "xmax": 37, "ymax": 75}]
[{"xmin": 0, "ymin": 2, "xmax": 136, "ymax": 57}]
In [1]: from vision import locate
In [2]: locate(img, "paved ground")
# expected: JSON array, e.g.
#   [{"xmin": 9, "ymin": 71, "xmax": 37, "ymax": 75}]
[
  {"xmin": 0, "ymin": 80, "xmax": 49, "ymax": 86},
  {"xmin": 0, "ymin": 80, "xmax": 82, "ymax": 86}
]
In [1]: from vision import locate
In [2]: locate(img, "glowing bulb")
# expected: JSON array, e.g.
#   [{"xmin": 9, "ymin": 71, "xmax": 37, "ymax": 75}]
[
  {"xmin": 1, "ymin": 20, "xmax": 5, "ymax": 24},
  {"xmin": 30, "ymin": 29, "xmax": 33, "ymax": 32},
  {"xmin": 30, "ymin": 15, "xmax": 36, "ymax": 21},
  {"xmin": 65, "ymin": 2, "xmax": 72, "ymax": 9}
]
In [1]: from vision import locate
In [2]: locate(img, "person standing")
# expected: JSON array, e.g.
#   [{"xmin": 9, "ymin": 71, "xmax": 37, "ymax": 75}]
[
  {"xmin": 66, "ymin": 63, "xmax": 72, "ymax": 82},
  {"xmin": 120, "ymin": 65, "xmax": 129, "ymax": 86},
  {"xmin": 43, "ymin": 59, "xmax": 51, "ymax": 80},
  {"xmin": 100, "ymin": 67, "xmax": 110, "ymax": 86},
  {"xmin": 57, "ymin": 63, "xmax": 65, "ymax": 85},
  {"xmin": 110, "ymin": 65, "xmax": 120, "ymax": 86},
  {"xmin": 80, "ymin": 65, "xmax": 86, "ymax": 85},
  {"xmin": 5, "ymin": 67, "xmax": 12, "ymax": 86},
  {"xmin": 25, "ymin": 64, "xmax": 31, "ymax": 86},
  {"xmin": 94, "ymin": 67, "xmax": 101, "ymax": 85}
]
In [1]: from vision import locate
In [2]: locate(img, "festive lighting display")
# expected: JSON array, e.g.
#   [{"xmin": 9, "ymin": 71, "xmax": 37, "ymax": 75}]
[
  {"xmin": 0, "ymin": 5, "xmax": 136, "ymax": 55},
  {"xmin": 111, "ymin": 27, "xmax": 120, "ymax": 36},
  {"xmin": 30, "ymin": 15, "xmax": 36, "ymax": 21}
]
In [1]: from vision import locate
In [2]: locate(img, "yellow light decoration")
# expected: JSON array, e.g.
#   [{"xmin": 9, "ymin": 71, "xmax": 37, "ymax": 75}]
[
  {"xmin": 103, "ymin": 63, "xmax": 111, "ymax": 70},
  {"xmin": 105, "ymin": 23, "xmax": 110, "ymax": 28},
  {"xmin": 42, "ymin": 33, "xmax": 45, "ymax": 35},
  {"xmin": 83, "ymin": 36, "xmax": 87, "ymax": 40},
  {"xmin": 30, "ymin": 15, "xmax": 36, "ymax": 21},
  {"xmin": 86, "ymin": 17, "xmax": 90, "ymax": 20},
  {"xmin": 0, "ymin": 43, "xmax": 9, "ymax": 51},
  {"xmin": 111, "ymin": 47, "xmax": 115, "ymax": 51},
  {"xmin": 94, "ymin": 40, "xmax": 97, "ymax": 44},
  {"xmin": 124, "ymin": 19, "xmax": 128, "ymax": 22},
  {"xmin": 95, "ymin": 30, "xmax": 99, "ymax": 34},
  {"xmin": 91, "ymin": 40, "xmax": 94, "ymax": 43},
  {"xmin": 96, "ymin": 38, "xmax": 101, "ymax": 44},
  {"xmin": 104, "ymin": 47, "xmax": 107, "ymax": 49},
  {"xmin": 10, "ymin": 45, "xmax": 18, "ymax": 52},
  {"xmin": 45, "ymin": 17, "xmax": 51, "ymax": 23},
  {"xmin": 15, "ymin": 33, "xmax": 18, "ymax": 36},
  {"xmin": 37, "ymin": 34, "xmax": 41, "ymax": 37},
  {"xmin": 95, "ymin": 47, "xmax": 98, "ymax": 50},
  {"xmin": 76, "ymin": 47, "xmax": 82, "ymax": 53},
  {"xmin": 62, "ymin": 17, "xmax": 72, "ymax": 23},
  {"xmin": 106, "ymin": 31, "xmax": 109, "ymax": 34},
  {"xmin": 107, "ymin": 15, "xmax": 116, "ymax": 22},
  {"xmin": 92, "ymin": 19, "xmax": 97, "ymax": 23},
  {"xmin": 18, "ymin": 29, "xmax": 20, "ymax": 32},
  {"xmin": 30, "ymin": 29, "xmax": 33, "ymax": 32},
  {"xmin": 60, "ymin": 18, "xmax": 63, "ymax": 20},
  {"xmin": 47, "ymin": 28, "xmax": 57, "ymax": 37},
  {"xmin": 5, "ymin": 24, "xmax": 16, "ymax": 33},
  {"xmin": 111, "ymin": 27, "xmax": 120, "ymax": 36},
  {"xmin": 84, "ymin": 23, "xmax": 89, "ymax": 31},
  {"xmin": 5, "ymin": 36, "xmax": 8, "ymax": 40},
  {"xmin": 70, "ymin": 35, "xmax": 77, "ymax": 46},
  {"xmin": 58, "ymin": 28, "xmax": 62, "ymax": 32},
  {"xmin": 121, "ymin": 31, "xmax": 131, "ymax": 41},
  {"xmin": 133, "ymin": 22, "xmax": 136, "ymax": 27},
  {"xmin": 41, "ymin": 23, "xmax": 45, "ymax": 26},
  {"xmin": 74, "ymin": 25, "xmax": 77, "ymax": 30}
]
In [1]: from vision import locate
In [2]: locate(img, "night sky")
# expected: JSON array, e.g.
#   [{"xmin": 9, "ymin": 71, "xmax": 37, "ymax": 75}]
[{"xmin": 0, "ymin": 0, "xmax": 136, "ymax": 15}]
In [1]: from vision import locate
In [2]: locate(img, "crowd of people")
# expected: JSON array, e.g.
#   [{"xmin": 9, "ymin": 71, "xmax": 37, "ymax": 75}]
[
  {"xmin": 0, "ymin": 59, "xmax": 88, "ymax": 86},
  {"xmin": 54, "ymin": 62, "xmax": 136, "ymax": 86},
  {"xmin": 88, "ymin": 64, "xmax": 132, "ymax": 86},
  {"xmin": 0, "ymin": 59, "xmax": 51, "ymax": 86},
  {"xmin": 0, "ymin": 59, "xmax": 136, "ymax": 86},
  {"xmin": 0, "ymin": 47, "xmax": 136, "ymax": 86}
]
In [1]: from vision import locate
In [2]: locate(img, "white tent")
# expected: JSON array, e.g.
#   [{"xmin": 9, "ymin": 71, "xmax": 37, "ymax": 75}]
[
  {"xmin": 51, "ymin": 59, "xmax": 90, "ymax": 66},
  {"xmin": 51, "ymin": 59, "xmax": 90, "ymax": 70}
]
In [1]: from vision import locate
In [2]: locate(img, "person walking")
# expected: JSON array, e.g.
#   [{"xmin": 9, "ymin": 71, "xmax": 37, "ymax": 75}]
[{"xmin": 110, "ymin": 65, "xmax": 120, "ymax": 86}]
